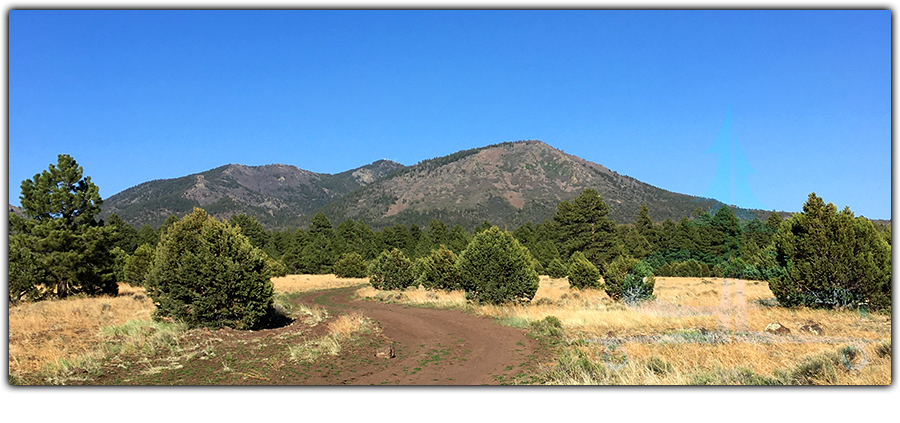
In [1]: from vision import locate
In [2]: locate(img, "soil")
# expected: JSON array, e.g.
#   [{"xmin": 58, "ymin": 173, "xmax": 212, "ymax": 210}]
[{"xmin": 73, "ymin": 286, "xmax": 552, "ymax": 385}]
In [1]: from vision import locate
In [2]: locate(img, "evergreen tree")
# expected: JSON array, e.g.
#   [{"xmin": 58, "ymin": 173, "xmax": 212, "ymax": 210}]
[
  {"xmin": 427, "ymin": 218, "xmax": 451, "ymax": 248},
  {"xmin": 369, "ymin": 248, "xmax": 416, "ymax": 290},
  {"xmin": 475, "ymin": 220, "xmax": 493, "ymax": 234},
  {"xmin": 106, "ymin": 213, "xmax": 140, "ymax": 254},
  {"xmin": 228, "ymin": 214, "xmax": 269, "ymax": 251},
  {"xmin": 447, "ymin": 224, "xmax": 471, "ymax": 254},
  {"xmin": 11, "ymin": 154, "xmax": 117, "ymax": 298},
  {"xmin": 298, "ymin": 213, "xmax": 339, "ymax": 273},
  {"xmin": 158, "ymin": 214, "xmax": 180, "ymax": 238},
  {"xmin": 336, "ymin": 219, "xmax": 376, "ymax": 259},
  {"xmin": 332, "ymin": 252, "xmax": 369, "ymax": 278},
  {"xmin": 568, "ymin": 251, "xmax": 602, "ymax": 290},
  {"xmin": 8, "ymin": 234, "xmax": 47, "ymax": 302},
  {"xmin": 710, "ymin": 205, "xmax": 742, "ymax": 259},
  {"xmin": 512, "ymin": 222, "xmax": 537, "ymax": 246},
  {"xmin": 123, "ymin": 243, "xmax": 155, "ymax": 287},
  {"xmin": 552, "ymin": 189, "xmax": 618, "ymax": 267},
  {"xmin": 414, "ymin": 245, "xmax": 462, "ymax": 291},
  {"xmin": 458, "ymin": 226, "xmax": 539, "ymax": 305},
  {"xmin": 145, "ymin": 208, "xmax": 274, "ymax": 330},
  {"xmin": 603, "ymin": 254, "xmax": 656, "ymax": 303},
  {"xmin": 546, "ymin": 257, "xmax": 569, "ymax": 279},
  {"xmin": 137, "ymin": 224, "xmax": 159, "ymax": 248},
  {"xmin": 770, "ymin": 193, "xmax": 891, "ymax": 311},
  {"xmin": 635, "ymin": 203, "xmax": 659, "ymax": 251},
  {"xmin": 765, "ymin": 212, "xmax": 784, "ymax": 232}
]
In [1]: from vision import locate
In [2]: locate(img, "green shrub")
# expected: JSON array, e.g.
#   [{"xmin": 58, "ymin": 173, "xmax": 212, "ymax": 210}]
[
  {"xmin": 458, "ymin": 226, "xmax": 540, "ymax": 305},
  {"xmin": 122, "ymin": 243, "xmax": 155, "ymax": 287},
  {"xmin": 646, "ymin": 356, "xmax": 673, "ymax": 375},
  {"xmin": 369, "ymin": 248, "xmax": 415, "ymax": 290},
  {"xmin": 267, "ymin": 257, "xmax": 289, "ymax": 278},
  {"xmin": 414, "ymin": 245, "xmax": 462, "ymax": 291},
  {"xmin": 332, "ymin": 252, "xmax": 368, "ymax": 278},
  {"xmin": 770, "ymin": 193, "xmax": 891, "ymax": 311},
  {"xmin": 546, "ymin": 258, "xmax": 569, "ymax": 278},
  {"xmin": 655, "ymin": 260, "xmax": 714, "ymax": 278},
  {"xmin": 567, "ymin": 251, "xmax": 601, "ymax": 290},
  {"xmin": 145, "ymin": 208, "xmax": 274, "ymax": 330},
  {"xmin": 7, "ymin": 234, "xmax": 47, "ymax": 303},
  {"xmin": 530, "ymin": 315, "xmax": 563, "ymax": 337},
  {"xmin": 789, "ymin": 353, "xmax": 839, "ymax": 385},
  {"xmin": 603, "ymin": 255, "xmax": 655, "ymax": 304}
]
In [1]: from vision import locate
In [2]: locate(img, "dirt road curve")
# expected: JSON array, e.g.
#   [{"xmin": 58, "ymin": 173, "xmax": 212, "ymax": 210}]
[{"xmin": 300, "ymin": 287, "xmax": 542, "ymax": 385}]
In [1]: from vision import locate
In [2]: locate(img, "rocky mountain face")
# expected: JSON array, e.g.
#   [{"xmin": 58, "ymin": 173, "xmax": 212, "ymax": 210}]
[
  {"xmin": 99, "ymin": 160, "xmax": 405, "ymax": 229},
  {"xmin": 99, "ymin": 140, "xmax": 770, "ymax": 231},
  {"xmin": 320, "ymin": 140, "xmax": 759, "ymax": 230}
]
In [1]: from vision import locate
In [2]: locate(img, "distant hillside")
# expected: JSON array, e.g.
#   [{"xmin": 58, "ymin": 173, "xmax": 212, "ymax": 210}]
[
  {"xmin": 8, "ymin": 204, "xmax": 24, "ymax": 218},
  {"xmin": 317, "ymin": 140, "xmax": 773, "ymax": 230},
  {"xmin": 99, "ymin": 140, "xmax": 783, "ymax": 231},
  {"xmin": 100, "ymin": 160, "xmax": 405, "ymax": 229}
]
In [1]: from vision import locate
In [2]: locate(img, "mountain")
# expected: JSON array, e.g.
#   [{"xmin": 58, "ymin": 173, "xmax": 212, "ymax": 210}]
[
  {"xmin": 317, "ymin": 140, "xmax": 771, "ymax": 230},
  {"xmin": 99, "ymin": 160, "xmax": 405, "ymax": 229},
  {"xmin": 8, "ymin": 204, "xmax": 24, "ymax": 218},
  {"xmin": 101, "ymin": 140, "xmax": 777, "ymax": 231}
]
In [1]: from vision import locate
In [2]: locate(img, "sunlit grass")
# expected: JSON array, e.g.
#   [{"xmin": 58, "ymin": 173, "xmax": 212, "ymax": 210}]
[
  {"xmin": 362, "ymin": 275, "xmax": 891, "ymax": 385},
  {"xmin": 8, "ymin": 283, "xmax": 154, "ymax": 376}
]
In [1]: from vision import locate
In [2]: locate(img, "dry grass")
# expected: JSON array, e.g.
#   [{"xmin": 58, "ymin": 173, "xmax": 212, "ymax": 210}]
[
  {"xmin": 289, "ymin": 312, "xmax": 377, "ymax": 362},
  {"xmin": 355, "ymin": 284, "xmax": 468, "ymax": 308},
  {"xmin": 363, "ymin": 275, "xmax": 891, "ymax": 385},
  {"xmin": 8, "ymin": 283, "xmax": 154, "ymax": 376},
  {"xmin": 271, "ymin": 274, "xmax": 368, "ymax": 293}
]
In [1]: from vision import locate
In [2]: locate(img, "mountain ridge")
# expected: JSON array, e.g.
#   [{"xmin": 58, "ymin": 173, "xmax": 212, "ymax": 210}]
[{"xmin": 100, "ymin": 140, "xmax": 782, "ymax": 230}]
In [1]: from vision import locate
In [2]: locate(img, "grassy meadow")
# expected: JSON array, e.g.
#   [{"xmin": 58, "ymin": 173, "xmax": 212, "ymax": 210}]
[{"xmin": 8, "ymin": 275, "xmax": 891, "ymax": 385}]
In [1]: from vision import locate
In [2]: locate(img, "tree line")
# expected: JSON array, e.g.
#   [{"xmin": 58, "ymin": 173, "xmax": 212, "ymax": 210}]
[{"xmin": 9, "ymin": 155, "xmax": 892, "ymax": 317}]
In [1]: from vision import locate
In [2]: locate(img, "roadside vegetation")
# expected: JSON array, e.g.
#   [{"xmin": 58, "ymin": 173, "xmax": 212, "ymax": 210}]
[{"xmin": 7, "ymin": 155, "xmax": 891, "ymax": 385}]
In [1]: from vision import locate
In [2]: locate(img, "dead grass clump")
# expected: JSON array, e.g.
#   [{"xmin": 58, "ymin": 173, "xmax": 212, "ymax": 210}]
[{"xmin": 289, "ymin": 312, "xmax": 377, "ymax": 363}]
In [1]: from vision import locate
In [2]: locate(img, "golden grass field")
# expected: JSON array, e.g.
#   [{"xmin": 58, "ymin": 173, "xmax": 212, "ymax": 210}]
[{"xmin": 9, "ymin": 275, "xmax": 892, "ymax": 384}]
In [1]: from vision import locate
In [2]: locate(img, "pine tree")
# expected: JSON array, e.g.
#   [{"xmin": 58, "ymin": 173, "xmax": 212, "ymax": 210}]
[
  {"xmin": 106, "ymin": 213, "xmax": 140, "ymax": 254},
  {"xmin": 228, "ymin": 214, "xmax": 269, "ymax": 251},
  {"xmin": 11, "ymin": 155, "xmax": 117, "ymax": 298},
  {"xmin": 635, "ymin": 203, "xmax": 659, "ymax": 251},
  {"xmin": 123, "ymin": 243, "xmax": 155, "ymax": 287},
  {"xmin": 553, "ymin": 189, "xmax": 618, "ymax": 267},
  {"xmin": 568, "ymin": 251, "xmax": 602, "ymax": 290},
  {"xmin": 770, "ymin": 193, "xmax": 891, "ymax": 311}
]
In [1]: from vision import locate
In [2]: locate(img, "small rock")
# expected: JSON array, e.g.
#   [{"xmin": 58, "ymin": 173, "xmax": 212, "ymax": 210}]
[
  {"xmin": 101, "ymin": 303, "xmax": 112, "ymax": 310},
  {"xmin": 799, "ymin": 321, "xmax": 825, "ymax": 336},
  {"xmin": 375, "ymin": 344, "xmax": 395, "ymax": 359},
  {"xmin": 765, "ymin": 322, "xmax": 791, "ymax": 335}
]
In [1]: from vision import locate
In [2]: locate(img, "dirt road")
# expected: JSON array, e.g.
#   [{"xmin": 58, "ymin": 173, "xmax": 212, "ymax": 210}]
[{"xmin": 299, "ymin": 287, "xmax": 544, "ymax": 385}]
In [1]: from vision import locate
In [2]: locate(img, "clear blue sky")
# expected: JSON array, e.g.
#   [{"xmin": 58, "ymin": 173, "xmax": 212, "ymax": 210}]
[{"xmin": 7, "ymin": 10, "xmax": 892, "ymax": 220}]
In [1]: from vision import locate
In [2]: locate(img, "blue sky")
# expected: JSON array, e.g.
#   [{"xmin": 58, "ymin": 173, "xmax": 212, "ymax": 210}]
[{"xmin": 7, "ymin": 10, "xmax": 892, "ymax": 220}]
